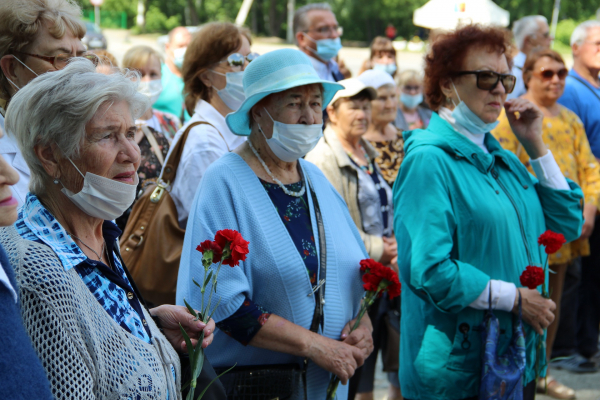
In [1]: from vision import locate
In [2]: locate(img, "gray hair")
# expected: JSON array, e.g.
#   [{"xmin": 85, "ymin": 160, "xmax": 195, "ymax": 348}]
[
  {"xmin": 293, "ymin": 2, "xmax": 333, "ymax": 43},
  {"xmin": 571, "ymin": 20, "xmax": 600, "ymax": 46},
  {"xmin": 5, "ymin": 58, "xmax": 149, "ymax": 194},
  {"xmin": 512, "ymin": 15, "xmax": 548, "ymax": 50}
]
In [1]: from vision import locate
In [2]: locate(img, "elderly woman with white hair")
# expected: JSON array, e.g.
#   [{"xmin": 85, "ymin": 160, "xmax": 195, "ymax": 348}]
[
  {"xmin": 1, "ymin": 58, "xmax": 217, "ymax": 399},
  {"xmin": 177, "ymin": 48, "xmax": 373, "ymax": 400}
]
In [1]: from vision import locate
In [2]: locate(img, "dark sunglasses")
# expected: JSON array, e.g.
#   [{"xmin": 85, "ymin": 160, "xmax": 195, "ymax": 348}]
[
  {"xmin": 219, "ymin": 52, "xmax": 259, "ymax": 70},
  {"xmin": 455, "ymin": 70, "xmax": 517, "ymax": 94},
  {"xmin": 13, "ymin": 51, "xmax": 99, "ymax": 70},
  {"xmin": 536, "ymin": 67, "xmax": 568, "ymax": 80}
]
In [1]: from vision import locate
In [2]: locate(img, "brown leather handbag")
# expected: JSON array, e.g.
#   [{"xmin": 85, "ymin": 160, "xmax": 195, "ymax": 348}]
[{"xmin": 120, "ymin": 121, "xmax": 207, "ymax": 306}]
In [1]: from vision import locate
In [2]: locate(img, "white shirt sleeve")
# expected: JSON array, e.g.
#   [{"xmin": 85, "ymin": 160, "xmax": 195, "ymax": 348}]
[
  {"xmin": 529, "ymin": 150, "xmax": 570, "ymax": 190},
  {"xmin": 469, "ymin": 280, "xmax": 516, "ymax": 312},
  {"xmin": 0, "ymin": 261, "xmax": 18, "ymax": 303}
]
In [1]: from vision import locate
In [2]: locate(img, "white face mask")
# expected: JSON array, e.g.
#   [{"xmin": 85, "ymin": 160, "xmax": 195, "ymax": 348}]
[
  {"xmin": 258, "ymin": 108, "xmax": 323, "ymax": 162},
  {"xmin": 211, "ymin": 70, "xmax": 245, "ymax": 111},
  {"xmin": 173, "ymin": 47, "xmax": 187, "ymax": 69},
  {"xmin": 60, "ymin": 157, "xmax": 139, "ymax": 221},
  {"xmin": 138, "ymin": 79, "xmax": 163, "ymax": 105}
]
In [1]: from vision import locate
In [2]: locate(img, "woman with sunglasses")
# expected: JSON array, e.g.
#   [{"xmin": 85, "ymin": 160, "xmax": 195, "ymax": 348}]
[
  {"xmin": 394, "ymin": 25, "xmax": 583, "ymax": 400},
  {"xmin": 493, "ymin": 49, "xmax": 600, "ymax": 400},
  {"xmin": 168, "ymin": 22, "xmax": 256, "ymax": 229}
]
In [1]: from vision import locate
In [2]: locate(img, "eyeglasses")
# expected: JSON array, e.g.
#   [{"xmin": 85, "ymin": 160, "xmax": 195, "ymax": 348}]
[
  {"xmin": 455, "ymin": 70, "xmax": 517, "ymax": 94},
  {"xmin": 403, "ymin": 85, "xmax": 421, "ymax": 92},
  {"xmin": 535, "ymin": 67, "xmax": 568, "ymax": 80},
  {"xmin": 13, "ymin": 51, "xmax": 99, "ymax": 70},
  {"xmin": 305, "ymin": 25, "xmax": 343, "ymax": 37},
  {"xmin": 218, "ymin": 52, "xmax": 259, "ymax": 71}
]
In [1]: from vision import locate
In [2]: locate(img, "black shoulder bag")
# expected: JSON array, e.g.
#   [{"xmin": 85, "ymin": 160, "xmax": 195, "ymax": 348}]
[{"xmin": 215, "ymin": 177, "xmax": 327, "ymax": 400}]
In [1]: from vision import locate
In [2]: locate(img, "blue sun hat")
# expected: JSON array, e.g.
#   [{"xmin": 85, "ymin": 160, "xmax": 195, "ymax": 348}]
[{"xmin": 225, "ymin": 48, "xmax": 343, "ymax": 136}]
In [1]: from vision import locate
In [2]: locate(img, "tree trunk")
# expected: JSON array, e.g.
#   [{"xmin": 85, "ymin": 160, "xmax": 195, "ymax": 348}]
[
  {"xmin": 186, "ymin": 0, "xmax": 200, "ymax": 26},
  {"xmin": 268, "ymin": 0, "xmax": 277, "ymax": 37}
]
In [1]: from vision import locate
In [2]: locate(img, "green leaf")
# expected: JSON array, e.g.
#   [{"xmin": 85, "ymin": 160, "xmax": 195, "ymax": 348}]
[
  {"xmin": 195, "ymin": 363, "xmax": 237, "ymax": 400},
  {"xmin": 204, "ymin": 270, "xmax": 213, "ymax": 288},
  {"xmin": 213, "ymin": 281, "xmax": 218, "ymax": 293},
  {"xmin": 208, "ymin": 297, "xmax": 222, "ymax": 321},
  {"xmin": 184, "ymin": 298, "xmax": 198, "ymax": 319},
  {"xmin": 179, "ymin": 322, "xmax": 196, "ymax": 367},
  {"xmin": 192, "ymin": 331, "xmax": 206, "ymax": 381},
  {"xmin": 193, "ymin": 279, "xmax": 202, "ymax": 289}
]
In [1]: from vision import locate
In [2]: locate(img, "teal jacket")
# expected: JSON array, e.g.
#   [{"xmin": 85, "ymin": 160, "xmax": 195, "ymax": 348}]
[{"xmin": 393, "ymin": 113, "xmax": 583, "ymax": 400}]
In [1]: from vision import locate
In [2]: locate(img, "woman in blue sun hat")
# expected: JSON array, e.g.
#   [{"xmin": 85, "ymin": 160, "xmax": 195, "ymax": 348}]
[{"xmin": 176, "ymin": 48, "xmax": 374, "ymax": 399}]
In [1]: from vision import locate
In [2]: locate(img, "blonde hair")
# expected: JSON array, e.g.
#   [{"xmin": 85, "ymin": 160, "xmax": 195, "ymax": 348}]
[
  {"xmin": 395, "ymin": 69, "xmax": 423, "ymax": 88},
  {"xmin": 0, "ymin": 0, "xmax": 86, "ymax": 100},
  {"xmin": 122, "ymin": 45, "xmax": 162, "ymax": 71}
]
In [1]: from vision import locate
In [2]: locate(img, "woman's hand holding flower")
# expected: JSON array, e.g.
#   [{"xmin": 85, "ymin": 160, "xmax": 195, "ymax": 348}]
[
  {"xmin": 513, "ymin": 288, "xmax": 556, "ymax": 335},
  {"xmin": 504, "ymin": 98, "xmax": 547, "ymax": 159},
  {"xmin": 341, "ymin": 313, "xmax": 374, "ymax": 361},
  {"xmin": 150, "ymin": 305, "xmax": 215, "ymax": 353},
  {"xmin": 305, "ymin": 335, "xmax": 363, "ymax": 385}
]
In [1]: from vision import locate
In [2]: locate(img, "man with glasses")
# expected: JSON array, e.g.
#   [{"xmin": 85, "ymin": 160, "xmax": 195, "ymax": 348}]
[
  {"xmin": 0, "ymin": 0, "xmax": 91, "ymax": 206},
  {"xmin": 552, "ymin": 20, "xmax": 600, "ymax": 376},
  {"xmin": 293, "ymin": 3, "xmax": 345, "ymax": 82},
  {"xmin": 508, "ymin": 15, "xmax": 552, "ymax": 100}
]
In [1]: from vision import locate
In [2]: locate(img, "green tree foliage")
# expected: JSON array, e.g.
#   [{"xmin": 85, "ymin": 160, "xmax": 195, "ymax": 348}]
[{"xmin": 78, "ymin": 0, "xmax": 600, "ymax": 40}]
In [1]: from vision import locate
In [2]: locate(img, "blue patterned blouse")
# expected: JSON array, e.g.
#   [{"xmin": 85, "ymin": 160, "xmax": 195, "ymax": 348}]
[
  {"xmin": 15, "ymin": 194, "xmax": 152, "ymax": 342},
  {"xmin": 216, "ymin": 180, "xmax": 318, "ymax": 345}
]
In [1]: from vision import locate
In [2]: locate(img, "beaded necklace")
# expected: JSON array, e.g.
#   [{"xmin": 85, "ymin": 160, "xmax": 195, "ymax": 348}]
[
  {"xmin": 347, "ymin": 143, "xmax": 374, "ymax": 175},
  {"xmin": 248, "ymin": 139, "xmax": 306, "ymax": 198}
]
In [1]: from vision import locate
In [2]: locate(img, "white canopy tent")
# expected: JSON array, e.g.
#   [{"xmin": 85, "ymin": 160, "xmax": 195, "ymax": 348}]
[{"xmin": 413, "ymin": 0, "xmax": 510, "ymax": 30}]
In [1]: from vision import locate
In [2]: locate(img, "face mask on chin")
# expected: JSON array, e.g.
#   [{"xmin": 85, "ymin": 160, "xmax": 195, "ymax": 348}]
[
  {"xmin": 450, "ymin": 81, "xmax": 499, "ymax": 135},
  {"xmin": 59, "ymin": 157, "xmax": 139, "ymax": 221},
  {"xmin": 258, "ymin": 108, "xmax": 323, "ymax": 162}
]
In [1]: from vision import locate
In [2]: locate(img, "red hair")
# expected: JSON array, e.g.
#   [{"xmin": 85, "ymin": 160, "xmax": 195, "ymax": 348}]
[{"xmin": 424, "ymin": 25, "xmax": 514, "ymax": 111}]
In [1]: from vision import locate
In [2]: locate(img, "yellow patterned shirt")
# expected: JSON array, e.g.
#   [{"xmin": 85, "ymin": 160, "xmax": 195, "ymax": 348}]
[{"xmin": 492, "ymin": 106, "xmax": 600, "ymax": 265}]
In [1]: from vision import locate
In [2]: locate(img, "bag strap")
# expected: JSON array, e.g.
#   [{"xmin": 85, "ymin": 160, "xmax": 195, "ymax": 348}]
[
  {"xmin": 159, "ymin": 121, "xmax": 205, "ymax": 184},
  {"xmin": 140, "ymin": 125, "xmax": 165, "ymax": 166},
  {"xmin": 570, "ymin": 74, "xmax": 600, "ymax": 103},
  {"xmin": 307, "ymin": 176, "xmax": 327, "ymax": 334}
]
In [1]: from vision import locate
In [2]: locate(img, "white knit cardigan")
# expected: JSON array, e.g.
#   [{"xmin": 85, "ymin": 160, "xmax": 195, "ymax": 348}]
[{"xmin": 0, "ymin": 225, "xmax": 181, "ymax": 400}]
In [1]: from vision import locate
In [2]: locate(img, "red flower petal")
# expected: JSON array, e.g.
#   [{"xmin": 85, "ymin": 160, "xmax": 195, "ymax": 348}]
[
  {"xmin": 538, "ymin": 230, "xmax": 566, "ymax": 255},
  {"xmin": 519, "ymin": 265, "xmax": 545, "ymax": 290}
]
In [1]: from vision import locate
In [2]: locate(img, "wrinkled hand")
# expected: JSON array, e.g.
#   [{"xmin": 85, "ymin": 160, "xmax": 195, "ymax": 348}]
[
  {"xmin": 341, "ymin": 313, "xmax": 374, "ymax": 363},
  {"xmin": 580, "ymin": 203, "xmax": 597, "ymax": 240},
  {"xmin": 380, "ymin": 236, "xmax": 398, "ymax": 265},
  {"xmin": 149, "ymin": 305, "xmax": 215, "ymax": 353},
  {"xmin": 504, "ymin": 98, "xmax": 546, "ymax": 159},
  {"xmin": 513, "ymin": 288, "xmax": 556, "ymax": 335},
  {"xmin": 306, "ymin": 335, "xmax": 363, "ymax": 385}
]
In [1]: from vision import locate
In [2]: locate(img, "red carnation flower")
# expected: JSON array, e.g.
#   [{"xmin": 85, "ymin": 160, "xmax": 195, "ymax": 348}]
[
  {"xmin": 520, "ymin": 266, "xmax": 545, "ymax": 290},
  {"xmin": 196, "ymin": 240, "xmax": 222, "ymax": 263},
  {"xmin": 215, "ymin": 229, "xmax": 249, "ymax": 267},
  {"xmin": 538, "ymin": 230, "xmax": 566, "ymax": 255},
  {"xmin": 359, "ymin": 258, "xmax": 401, "ymax": 299}
]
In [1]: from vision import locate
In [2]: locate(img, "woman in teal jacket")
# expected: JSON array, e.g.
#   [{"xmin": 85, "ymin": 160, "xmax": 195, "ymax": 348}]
[{"xmin": 393, "ymin": 26, "xmax": 583, "ymax": 400}]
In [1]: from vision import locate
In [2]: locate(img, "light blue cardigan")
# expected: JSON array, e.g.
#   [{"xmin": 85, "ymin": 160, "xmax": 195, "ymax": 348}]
[{"xmin": 176, "ymin": 153, "xmax": 366, "ymax": 400}]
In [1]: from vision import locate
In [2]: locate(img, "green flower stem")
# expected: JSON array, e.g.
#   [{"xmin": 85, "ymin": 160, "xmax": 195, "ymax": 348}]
[
  {"xmin": 204, "ymin": 260, "xmax": 223, "ymax": 323},
  {"xmin": 326, "ymin": 289, "xmax": 381, "ymax": 400}
]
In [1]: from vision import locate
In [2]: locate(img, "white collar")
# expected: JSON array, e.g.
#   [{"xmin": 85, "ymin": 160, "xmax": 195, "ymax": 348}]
[
  {"xmin": 514, "ymin": 52, "xmax": 527, "ymax": 68},
  {"xmin": 192, "ymin": 99, "xmax": 241, "ymax": 145},
  {"xmin": 438, "ymin": 107, "xmax": 488, "ymax": 153},
  {"xmin": 308, "ymin": 55, "xmax": 336, "ymax": 82}
]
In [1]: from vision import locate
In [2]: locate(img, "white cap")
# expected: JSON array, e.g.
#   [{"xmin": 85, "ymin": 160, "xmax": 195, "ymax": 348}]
[
  {"xmin": 357, "ymin": 69, "xmax": 396, "ymax": 89},
  {"xmin": 330, "ymin": 78, "xmax": 377, "ymax": 106}
]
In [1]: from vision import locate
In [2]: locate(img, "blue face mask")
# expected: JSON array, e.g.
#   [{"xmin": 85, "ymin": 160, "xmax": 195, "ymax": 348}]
[
  {"xmin": 400, "ymin": 93, "xmax": 423, "ymax": 109},
  {"xmin": 173, "ymin": 47, "xmax": 187, "ymax": 70},
  {"xmin": 450, "ymin": 81, "xmax": 499, "ymax": 135},
  {"xmin": 373, "ymin": 62, "xmax": 397, "ymax": 76},
  {"xmin": 306, "ymin": 36, "xmax": 342, "ymax": 61}
]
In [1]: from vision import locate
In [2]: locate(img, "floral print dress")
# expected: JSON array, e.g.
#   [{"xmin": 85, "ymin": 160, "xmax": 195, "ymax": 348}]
[
  {"xmin": 368, "ymin": 129, "xmax": 405, "ymax": 187},
  {"xmin": 216, "ymin": 180, "xmax": 318, "ymax": 345}
]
